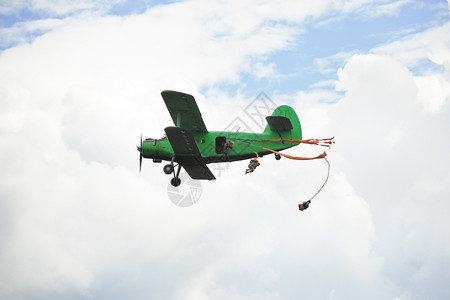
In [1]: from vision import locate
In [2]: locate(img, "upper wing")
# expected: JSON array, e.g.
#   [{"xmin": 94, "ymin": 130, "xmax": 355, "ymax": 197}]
[
  {"xmin": 164, "ymin": 126, "xmax": 215, "ymax": 180},
  {"xmin": 161, "ymin": 90, "xmax": 208, "ymax": 132}
]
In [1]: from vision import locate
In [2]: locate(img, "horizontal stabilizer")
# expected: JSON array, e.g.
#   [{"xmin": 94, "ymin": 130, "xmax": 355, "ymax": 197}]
[{"xmin": 266, "ymin": 116, "xmax": 293, "ymax": 131}]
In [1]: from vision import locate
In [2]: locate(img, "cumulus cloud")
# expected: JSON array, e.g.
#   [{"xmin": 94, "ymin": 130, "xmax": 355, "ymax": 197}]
[
  {"xmin": 1, "ymin": 0, "xmax": 449, "ymax": 299},
  {"xmin": 278, "ymin": 16, "xmax": 450, "ymax": 298},
  {"xmin": 0, "ymin": 1, "xmax": 362, "ymax": 298},
  {"xmin": 372, "ymin": 23, "xmax": 450, "ymax": 113},
  {"xmin": 330, "ymin": 51, "xmax": 450, "ymax": 298},
  {"xmin": 0, "ymin": 18, "xmax": 65, "ymax": 49}
]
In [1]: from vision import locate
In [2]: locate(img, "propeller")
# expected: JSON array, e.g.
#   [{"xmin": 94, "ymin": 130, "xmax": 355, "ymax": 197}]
[{"xmin": 137, "ymin": 133, "xmax": 143, "ymax": 172}]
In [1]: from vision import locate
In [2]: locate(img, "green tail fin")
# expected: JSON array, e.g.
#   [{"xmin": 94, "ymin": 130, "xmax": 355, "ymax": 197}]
[{"xmin": 263, "ymin": 105, "xmax": 302, "ymax": 140}]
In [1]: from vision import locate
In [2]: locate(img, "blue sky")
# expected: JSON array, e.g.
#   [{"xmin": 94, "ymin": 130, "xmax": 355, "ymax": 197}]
[
  {"xmin": 236, "ymin": 0, "xmax": 450, "ymax": 96},
  {"xmin": 1, "ymin": 1, "xmax": 450, "ymax": 299},
  {"xmin": 2, "ymin": 0, "xmax": 448, "ymax": 96}
]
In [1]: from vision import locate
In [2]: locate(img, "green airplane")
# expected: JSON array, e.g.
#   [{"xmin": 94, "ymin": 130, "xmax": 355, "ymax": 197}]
[{"xmin": 138, "ymin": 90, "xmax": 303, "ymax": 187}]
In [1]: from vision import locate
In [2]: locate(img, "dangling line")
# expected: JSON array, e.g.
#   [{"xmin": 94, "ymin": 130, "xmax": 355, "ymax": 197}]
[
  {"xmin": 308, "ymin": 157, "xmax": 330, "ymax": 202},
  {"xmin": 298, "ymin": 157, "xmax": 331, "ymax": 211},
  {"xmin": 234, "ymin": 137, "xmax": 334, "ymax": 210},
  {"xmin": 253, "ymin": 137, "xmax": 335, "ymax": 148},
  {"xmin": 255, "ymin": 145, "xmax": 331, "ymax": 211},
  {"xmin": 258, "ymin": 146, "xmax": 327, "ymax": 160}
]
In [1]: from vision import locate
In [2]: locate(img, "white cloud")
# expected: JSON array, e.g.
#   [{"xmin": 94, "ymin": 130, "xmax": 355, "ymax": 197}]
[
  {"xmin": 372, "ymin": 23, "xmax": 450, "ymax": 113},
  {"xmin": 0, "ymin": 0, "xmax": 121, "ymax": 17},
  {"xmin": 0, "ymin": 0, "xmax": 27, "ymax": 14},
  {"xmin": 0, "ymin": 1, "xmax": 371, "ymax": 298},
  {"xmin": 1, "ymin": 0, "xmax": 449, "ymax": 299},
  {"xmin": 336, "ymin": 0, "xmax": 412, "ymax": 17},
  {"xmin": 314, "ymin": 51, "xmax": 357, "ymax": 75},
  {"xmin": 414, "ymin": 74, "xmax": 450, "ymax": 113},
  {"xmin": 372, "ymin": 22, "xmax": 450, "ymax": 68},
  {"xmin": 364, "ymin": 0, "xmax": 411, "ymax": 17},
  {"xmin": 330, "ymin": 51, "xmax": 450, "ymax": 298},
  {"xmin": 284, "ymin": 22, "xmax": 450, "ymax": 296},
  {"xmin": 0, "ymin": 18, "xmax": 64, "ymax": 51}
]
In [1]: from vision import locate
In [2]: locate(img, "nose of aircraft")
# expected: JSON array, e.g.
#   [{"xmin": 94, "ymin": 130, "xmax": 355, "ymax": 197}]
[
  {"xmin": 137, "ymin": 136, "xmax": 161, "ymax": 171},
  {"xmin": 141, "ymin": 138, "xmax": 158, "ymax": 158}
]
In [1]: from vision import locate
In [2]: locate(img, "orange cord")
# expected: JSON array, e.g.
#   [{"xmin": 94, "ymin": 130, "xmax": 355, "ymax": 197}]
[
  {"xmin": 253, "ymin": 151, "xmax": 260, "ymax": 159},
  {"xmin": 247, "ymin": 137, "xmax": 334, "ymax": 210},
  {"xmin": 259, "ymin": 146, "xmax": 327, "ymax": 160},
  {"xmin": 254, "ymin": 137, "xmax": 335, "ymax": 148}
]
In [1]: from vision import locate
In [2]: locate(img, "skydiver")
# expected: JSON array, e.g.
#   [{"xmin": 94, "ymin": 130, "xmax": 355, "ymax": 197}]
[{"xmin": 245, "ymin": 158, "xmax": 260, "ymax": 174}]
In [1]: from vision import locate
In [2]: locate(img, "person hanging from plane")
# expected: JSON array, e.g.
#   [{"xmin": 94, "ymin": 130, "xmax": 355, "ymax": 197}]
[
  {"xmin": 245, "ymin": 152, "xmax": 260, "ymax": 174},
  {"xmin": 223, "ymin": 140, "xmax": 234, "ymax": 154}
]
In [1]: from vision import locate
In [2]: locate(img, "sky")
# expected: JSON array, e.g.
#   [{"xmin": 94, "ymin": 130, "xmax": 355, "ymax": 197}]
[{"xmin": 0, "ymin": 0, "xmax": 449, "ymax": 299}]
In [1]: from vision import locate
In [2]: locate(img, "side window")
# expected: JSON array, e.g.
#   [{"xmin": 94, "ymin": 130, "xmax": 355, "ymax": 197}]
[{"xmin": 215, "ymin": 136, "xmax": 227, "ymax": 154}]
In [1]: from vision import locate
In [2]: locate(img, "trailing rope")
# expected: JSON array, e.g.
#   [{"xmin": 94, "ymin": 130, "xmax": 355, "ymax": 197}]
[
  {"xmin": 237, "ymin": 137, "xmax": 334, "ymax": 211},
  {"xmin": 253, "ymin": 137, "xmax": 335, "ymax": 148},
  {"xmin": 256, "ymin": 145, "xmax": 330, "ymax": 210},
  {"xmin": 299, "ymin": 157, "xmax": 330, "ymax": 211},
  {"xmin": 258, "ymin": 146, "xmax": 327, "ymax": 160}
]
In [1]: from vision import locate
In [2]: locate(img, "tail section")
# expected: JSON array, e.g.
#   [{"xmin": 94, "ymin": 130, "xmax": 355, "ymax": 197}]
[{"xmin": 263, "ymin": 105, "xmax": 302, "ymax": 141}]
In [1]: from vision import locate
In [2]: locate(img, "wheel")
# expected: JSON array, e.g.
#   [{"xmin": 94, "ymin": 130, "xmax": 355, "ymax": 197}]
[
  {"xmin": 163, "ymin": 164, "xmax": 174, "ymax": 174},
  {"xmin": 275, "ymin": 154, "xmax": 281, "ymax": 160},
  {"xmin": 171, "ymin": 177, "xmax": 181, "ymax": 187}
]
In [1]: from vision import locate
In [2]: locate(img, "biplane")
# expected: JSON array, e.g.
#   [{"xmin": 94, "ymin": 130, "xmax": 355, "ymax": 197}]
[{"xmin": 137, "ymin": 90, "xmax": 306, "ymax": 187}]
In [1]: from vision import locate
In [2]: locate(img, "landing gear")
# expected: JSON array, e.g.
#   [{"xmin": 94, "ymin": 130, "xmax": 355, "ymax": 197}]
[
  {"xmin": 275, "ymin": 154, "xmax": 281, "ymax": 160},
  {"xmin": 163, "ymin": 164, "xmax": 174, "ymax": 174},
  {"xmin": 171, "ymin": 177, "xmax": 181, "ymax": 187},
  {"xmin": 165, "ymin": 157, "xmax": 182, "ymax": 187}
]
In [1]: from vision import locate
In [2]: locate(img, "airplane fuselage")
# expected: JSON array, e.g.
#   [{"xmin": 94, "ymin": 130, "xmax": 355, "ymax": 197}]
[{"xmin": 141, "ymin": 130, "xmax": 299, "ymax": 164}]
